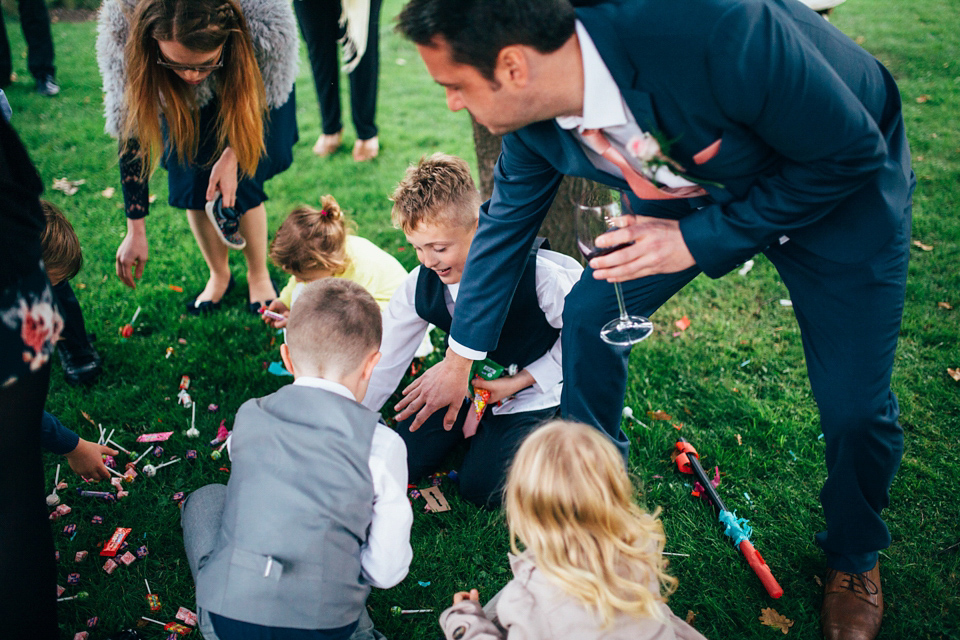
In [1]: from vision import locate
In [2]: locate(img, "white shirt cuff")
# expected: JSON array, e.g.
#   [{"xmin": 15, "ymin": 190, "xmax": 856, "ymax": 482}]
[{"xmin": 448, "ymin": 337, "xmax": 487, "ymax": 362}]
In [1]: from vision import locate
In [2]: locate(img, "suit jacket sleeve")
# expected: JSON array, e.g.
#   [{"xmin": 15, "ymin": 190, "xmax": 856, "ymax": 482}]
[
  {"xmin": 449, "ymin": 135, "xmax": 565, "ymax": 352},
  {"xmin": 677, "ymin": 1, "xmax": 887, "ymax": 277}
]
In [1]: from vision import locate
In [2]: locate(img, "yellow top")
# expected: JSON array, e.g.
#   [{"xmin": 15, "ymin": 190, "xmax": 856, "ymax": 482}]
[{"xmin": 277, "ymin": 235, "xmax": 408, "ymax": 311}]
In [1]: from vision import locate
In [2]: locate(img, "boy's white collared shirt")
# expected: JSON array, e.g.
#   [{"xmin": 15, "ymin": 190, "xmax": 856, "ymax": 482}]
[{"xmin": 366, "ymin": 249, "xmax": 582, "ymax": 415}]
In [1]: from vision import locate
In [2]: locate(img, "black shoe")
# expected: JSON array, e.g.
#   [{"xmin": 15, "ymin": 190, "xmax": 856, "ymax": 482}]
[
  {"xmin": 205, "ymin": 195, "xmax": 246, "ymax": 249},
  {"xmin": 185, "ymin": 275, "xmax": 236, "ymax": 315},
  {"xmin": 248, "ymin": 299, "xmax": 276, "ymax": 315},
  {"xmin": 58, "ymin": 341, "xmax": 102, "ymax": 386},
  {"xmin": 36, "ymin": 75, "xmax": 60, "ymax": 97}
]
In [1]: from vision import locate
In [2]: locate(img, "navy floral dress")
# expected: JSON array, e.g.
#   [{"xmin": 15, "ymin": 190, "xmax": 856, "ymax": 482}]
[{"xmin": 0, "ymin": 117, "xmax": 62, "ymax": 387}]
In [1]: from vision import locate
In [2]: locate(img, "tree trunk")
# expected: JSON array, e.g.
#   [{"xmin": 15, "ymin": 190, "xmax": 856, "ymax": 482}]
[{"xmin": 470, "ymin": 116, "xmax": 611, "ymax": 264}]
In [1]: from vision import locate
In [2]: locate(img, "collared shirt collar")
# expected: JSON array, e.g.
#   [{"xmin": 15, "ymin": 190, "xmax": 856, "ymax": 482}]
[
  {"xmin": 292, "ymin": 376, "xmax": 356, "ymax": 402},
  {"xmin": 555, "ymin": 20, "xmax": 628, "ymax": 132}
]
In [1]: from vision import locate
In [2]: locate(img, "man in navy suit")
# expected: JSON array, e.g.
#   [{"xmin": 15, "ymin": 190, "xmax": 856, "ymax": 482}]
[{"xmin": 394, "ymin": 1, "xmax": 913, "ymax": 637}]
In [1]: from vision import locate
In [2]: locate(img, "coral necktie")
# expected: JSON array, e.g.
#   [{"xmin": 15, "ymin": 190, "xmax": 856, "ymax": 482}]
[{"xmin": 580, "ymin": 129, "xmax": 706, "ymax": 200}]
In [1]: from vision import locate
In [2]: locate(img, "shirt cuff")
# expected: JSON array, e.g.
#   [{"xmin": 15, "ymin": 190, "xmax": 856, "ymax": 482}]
[{"xmin": 448, "ymin": 337, "xmax": 487, "ymax": 362}]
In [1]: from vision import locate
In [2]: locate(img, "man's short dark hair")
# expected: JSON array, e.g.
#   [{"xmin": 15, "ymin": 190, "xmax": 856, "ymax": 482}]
[{"xmin": 396, "ymin": 0, "xmax": 576, "ymax": 80}]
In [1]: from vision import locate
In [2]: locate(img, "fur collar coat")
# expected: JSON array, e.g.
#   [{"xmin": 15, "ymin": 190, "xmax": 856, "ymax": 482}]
[{"xmin": 96, "ymin": 0, "xmax": 299, "ymax": 138}]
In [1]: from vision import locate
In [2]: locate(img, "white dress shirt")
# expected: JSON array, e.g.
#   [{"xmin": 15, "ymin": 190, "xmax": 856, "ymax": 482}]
[
  {"xmin": 228, "ymin": 376, "xmax": 413, "ymax": 589},
  {"xmin": 555, "ymin": 21, "xmax": 698, "ymax": 189},
  {"xmin": 367, "ymin": 249, "xmax": 582, "ymax": 415}
]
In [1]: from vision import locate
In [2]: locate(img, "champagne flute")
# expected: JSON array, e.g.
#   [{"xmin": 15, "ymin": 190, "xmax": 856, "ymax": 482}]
[{"xmin": 575, "ymin": 198, "xmax": 653, "ymax": 346}]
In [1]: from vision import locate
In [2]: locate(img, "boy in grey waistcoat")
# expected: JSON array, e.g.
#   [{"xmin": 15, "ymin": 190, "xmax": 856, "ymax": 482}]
[{"xmin": 181, "ymin": 279, "xmax": 414, "ymax": 640}]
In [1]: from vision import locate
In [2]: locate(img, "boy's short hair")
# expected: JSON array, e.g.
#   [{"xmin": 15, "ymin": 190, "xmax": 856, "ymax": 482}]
[
  {"xmin": 285, "ymin": 279, "xmax": 382, "ymax": 378},
  {"xmin": 40, "ymin": 200, "xmax": 83, "ymax": 283},
  {"xmin": 390, "ymin": 153, "xmax": 481, "ymax": 234}
]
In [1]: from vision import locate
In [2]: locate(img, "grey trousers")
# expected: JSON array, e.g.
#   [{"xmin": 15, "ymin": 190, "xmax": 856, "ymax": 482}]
[{"xmin": 181, "ymin": 484, "xmax": 385, "ymax": 640}]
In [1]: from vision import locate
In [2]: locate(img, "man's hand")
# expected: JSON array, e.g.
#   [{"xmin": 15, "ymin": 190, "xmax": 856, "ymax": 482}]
[
  {"xmin": 65, "ymin": 439, "xmax": 118, "ymax": 482},
  {"xmin": 206, "ymin": 146, "xmax": 239, "ymax": 207},
  {"xmin": 116, "ymin": 217, "xmax": 148, "ymax": 289},
  {"xmin": 395, "ymin": 349, "xmax": 473, "ymax": 432},
  {"xmin": 452, "ymin": 588, "xmax": 480, "ymax": 605},
  {"xmin": 591, "ymin": 215, "xmax": 695, "ymax": 282}
]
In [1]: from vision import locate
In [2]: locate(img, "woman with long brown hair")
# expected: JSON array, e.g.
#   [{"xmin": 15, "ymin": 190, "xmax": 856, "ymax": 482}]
[{"xmin": 97, "ymin": 0, "xmax": 299, "ymax": 313}]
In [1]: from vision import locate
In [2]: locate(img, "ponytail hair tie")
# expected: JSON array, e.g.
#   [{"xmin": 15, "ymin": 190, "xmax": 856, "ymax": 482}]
[{"xmin": 319, "ymin": 209, "xmax": 329, "ymax": 217}]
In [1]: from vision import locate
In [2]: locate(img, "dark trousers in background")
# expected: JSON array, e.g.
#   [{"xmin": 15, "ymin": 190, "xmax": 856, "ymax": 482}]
[
  {"xmin": 53, "ymin": 280, "xmax": 93, "ymax": 352},
  {"xmin": 397, "ymin": 401, "xmax": 557, "ymax": 508},
  {"xmin": 0, "ymin": 0, "xmax": 56, "ymax": 84},
  {"xmin": 293, "ymin": 0, "xmax": 382, "ymax": 140},
  {"xmin": 560, "ymin": 206, "xmax": 912, "ymax": 574},
  {"xmin": 0, "ymin": 363, "xmax": 58, "ymax": 639}
]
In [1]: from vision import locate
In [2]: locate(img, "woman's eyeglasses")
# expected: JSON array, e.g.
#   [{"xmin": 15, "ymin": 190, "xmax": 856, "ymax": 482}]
[{"xmin": 156, "ymin": 50, "xmax": 224, "ymax": 73}]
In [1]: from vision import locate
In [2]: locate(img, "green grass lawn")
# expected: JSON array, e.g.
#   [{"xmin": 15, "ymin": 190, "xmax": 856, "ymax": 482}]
[{"xmin": 4, "ymin": 0, "xmax": 959, "ymax": 637}]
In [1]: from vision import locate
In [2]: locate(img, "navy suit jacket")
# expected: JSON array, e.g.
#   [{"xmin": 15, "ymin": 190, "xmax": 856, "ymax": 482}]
[{"xmin": 451, "ymin": 0, "xmax": 913, "ymax": 353}]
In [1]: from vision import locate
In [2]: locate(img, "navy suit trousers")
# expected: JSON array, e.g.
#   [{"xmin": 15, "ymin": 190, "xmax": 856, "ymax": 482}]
[{"xmin": 561, "ymin": 207, "xmax": 911, "ymax": 573}]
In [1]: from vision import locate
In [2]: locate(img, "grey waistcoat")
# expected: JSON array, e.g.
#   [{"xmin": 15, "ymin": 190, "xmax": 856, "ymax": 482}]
[{"xmin": 196, "ymin": 384, "xmax": 378, "ymax": 629}]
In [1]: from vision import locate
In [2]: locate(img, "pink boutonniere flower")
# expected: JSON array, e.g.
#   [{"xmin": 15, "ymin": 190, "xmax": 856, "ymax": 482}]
[{"xmin": 626, "ymin": 133, "xmax": 661, "ymax": 163}]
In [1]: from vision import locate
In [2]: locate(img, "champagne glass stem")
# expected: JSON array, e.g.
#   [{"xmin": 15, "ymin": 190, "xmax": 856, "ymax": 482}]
[{"xmin": 614, "ymin": 282, "xmax": 630, "ymax": 323}]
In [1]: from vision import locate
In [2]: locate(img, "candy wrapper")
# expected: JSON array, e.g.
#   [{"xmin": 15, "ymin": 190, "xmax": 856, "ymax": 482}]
[
  {"xmin": 74, "ymin": 632, "xmax": 89, "ymax": 640},
  {"xmin": 75, "ymin": 551, "xmax": 88, "ymax": 562},
  {"xmin": 136, "ymin": 432, "xmax": 173, "ymax": 443},
  {"xmin": 176, "ymin": 607, "xmax": 198, "ymax": 627},
  {"xmin": 67, "ymin": 573, "xmax": 80, "ymax": 585},
  {"xmin": 101, "ymin": 527, "xmax": 132, "ymax": 557},
  {"xmin": 120, "ymin": 551, "xmax": 137, "ymax": 566},
  {"xmin": 102, "ymin": 559, "xmax": 118, "ymax": 574},
  {"xmin": 165, "ymin": 621, "xmax": 192, "ymax": 635},
  {"xmin": 179, "ymin": 375, "xmax": 190, "ymax": 391},
  {"xmin": 91, "ymin": 515, "xmax": 103, "ymax": 524},
  {"xmin": 136, "ymin": 545, "xmax": 150, "ymax": 558},
  {"xmin": 462, "ymin": 388, "xmax": 491, "ymax": 439},
  {"xmin": 63, "ymin": 524, "xmax": 77, "ymax": 536},
  {"xmin": 57, "ymin": 585, "xmax": 66, "ymax": 597},
  {"xmin": 87, "ymin": 617, "xmax": 99, "ymax": 628},
  {"xmin": 146, "ymin": 592, "xmax": 161, "ymax": 611}
]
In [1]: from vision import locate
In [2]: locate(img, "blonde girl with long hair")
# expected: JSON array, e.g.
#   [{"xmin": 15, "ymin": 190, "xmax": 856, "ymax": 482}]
[
  {"xmin": 441, "ymin": 420, "xmax": 708, "ymax": 640},
  {"xmin": 96, "ymin": 0, "xmax": 299, "ymax": 314}
]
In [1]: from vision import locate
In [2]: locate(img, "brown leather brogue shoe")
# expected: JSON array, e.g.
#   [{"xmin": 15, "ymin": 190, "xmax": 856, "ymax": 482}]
[{"xmin": 821, "ymin": 562, "xmax": 883, "ymax": 640}]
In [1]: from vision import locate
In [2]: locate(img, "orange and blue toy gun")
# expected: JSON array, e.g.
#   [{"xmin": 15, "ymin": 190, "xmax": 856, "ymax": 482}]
[{"xmin": 674, "ymin": 437, "xmax": 783, "ymax": 599}]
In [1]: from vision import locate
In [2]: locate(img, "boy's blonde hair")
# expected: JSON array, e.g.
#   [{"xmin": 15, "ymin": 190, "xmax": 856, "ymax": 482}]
[
  {"xmin": 269, "ymin": 195, "xmax": 353, "ymax": 277},
  {"xmin": 40, "ymin": 200, "xmax": 83, "ymax": 284},
  {"xmin": 285, "ymin": 279, "xmax": 381, "ymax": 378},
  {"xmin": 390, "ymin": 153, "xmax": 480, "ymax": 234},
  {"xmin": 505, "ymin": 420, "xmax": 678, "ymax": 626}
]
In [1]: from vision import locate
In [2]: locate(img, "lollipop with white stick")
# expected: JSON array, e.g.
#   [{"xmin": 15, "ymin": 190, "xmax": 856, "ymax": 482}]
[
  {"xmin": 185, "ymin": 403, "xmax": 199, "ymax": 438},
  {"xmin": 143, "ymin": 457, "xmax": 181, "ymax": 477},
  {"xmin": 622, "ymin": 406, "xmax": 650, "ymax": 430},
  {"xmin": 106, "ymin": 437, "xmax": 133, "ymax": 455},
  {"xmin": 130, "ymin": 446, "xmax": 154, "ymax": 468},
  {"xmin": 46, "ymin": 464, "xmax": 62, "ymax": 506}
]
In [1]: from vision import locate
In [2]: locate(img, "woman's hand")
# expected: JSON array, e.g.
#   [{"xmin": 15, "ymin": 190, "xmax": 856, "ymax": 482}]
[
  {"xmin": 116, "ymin": 218, "xmax": 148, "ymax": 289},
  {"xmin": 207, "ymin": 146, "xmax": 239, "ymax": 207},
  {"xmin": 65, "ymin": 439, "xmax": 119, "ymax": 482},
  {"xmin": 471, "ymin": 370, "xmax": 535, "ymax": 405},
  {"xmin": 452, "ymin": 589, "xmax": 480, "ymax": 605}
]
